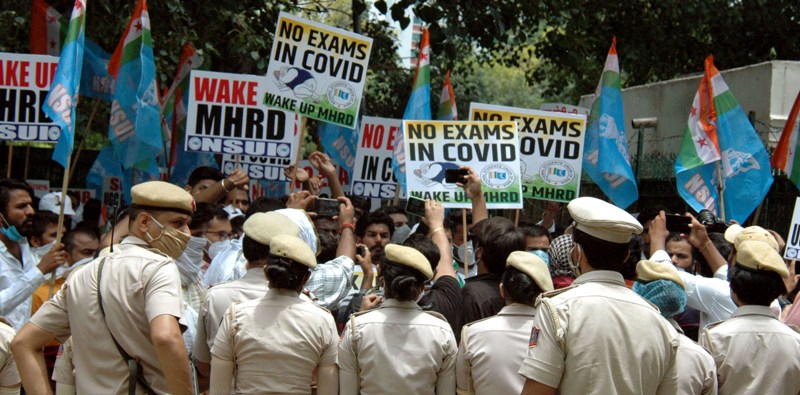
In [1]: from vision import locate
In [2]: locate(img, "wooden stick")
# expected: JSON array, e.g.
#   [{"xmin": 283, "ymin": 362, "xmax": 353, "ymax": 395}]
[
  {"xmin": 48, "ymin": 155, "xmax": 71, "ymax": 298},
  {"xmin": 6, "ymin": 144, "xmax": 13, "ymax": 178},
  {"xmin": 392, "ymin": 183, "xmax": 401, "ymax": 206},
  {"xmin": 462, "ymin": 208, "xmax": 469, "ymax": 278},
  {"xmin": 68, "ymin": 100, "xmax": 102, "ymax": 182},
  {"xmin": 514, "ymin": 209, "xmax": 520, "ymax": 227},
  {"xmin": 289, "ymin": 117, "xmax": 308, "ymax": 193},
  {"xmin": 23, "ymin": 145, "xmax": 30, "ymax": 179},
  {"xmin": 715, "ymin": 161, "xmax": 726, "ymax": 222}
]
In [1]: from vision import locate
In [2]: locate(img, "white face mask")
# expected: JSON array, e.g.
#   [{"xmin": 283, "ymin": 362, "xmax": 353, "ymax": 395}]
[
  {"xmin": 175, "ymin": 236, "xmax": 207, "ymax": 286},
  {"xmin": 31, "ymin": 240, "xmax": 56, "ymax": 257},
  {"xmin": 568, "ymin": 244, "xmax": 583, "ymax": 276},
  {"xmin": 207, "ymin": 239, "xmax": 231, "ymax": 261}
]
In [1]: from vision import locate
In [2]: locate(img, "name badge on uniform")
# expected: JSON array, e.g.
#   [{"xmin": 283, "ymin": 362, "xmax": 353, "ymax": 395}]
[{"xmin": 529, "ymin": 325, "xmax": 540, "ymax": 348}]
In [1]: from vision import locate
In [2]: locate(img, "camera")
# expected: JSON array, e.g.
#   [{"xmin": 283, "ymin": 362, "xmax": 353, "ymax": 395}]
[{"xmin": 697, "ymin": 209, "xmax": 729, "ymax": 234}]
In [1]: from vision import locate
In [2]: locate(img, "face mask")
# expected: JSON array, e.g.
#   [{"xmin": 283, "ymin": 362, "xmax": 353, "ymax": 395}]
[
  {"xmin": 71, "ymin": 256, "xmax": 93, "ymax": 268},
  {"xmin": 58, "ymin": 256, "xmax": 93, "ymax": 279},
  {"xmin": 207, "ymin": 239, "xmax": 231, "ymax": 261},
  {"xmin": 176, "ymin": 236, "xmax": 206, "ymax": 286},
  {"xmin": 567, "ymin": 244, "xmax": 582, "ymax": 276},
  {"xmin": 31, "ymin": 240, "xmax": 56, "ymax": 257},
  {"xmin": 144, "ymin": 216, "xmax": 191, "ymax": 260},
  {"xmin": 0, "ymin": 215, "xmax": 23, "ymax": 242},
  {"xmin": 530, "ymin": 249, "xmax": 550, "ymax": 267}
]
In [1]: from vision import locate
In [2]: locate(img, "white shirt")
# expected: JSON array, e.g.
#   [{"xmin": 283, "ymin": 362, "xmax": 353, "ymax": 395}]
[{"xmin": 0, "ymin": 239, "xmax": 44, "ymax": 330}]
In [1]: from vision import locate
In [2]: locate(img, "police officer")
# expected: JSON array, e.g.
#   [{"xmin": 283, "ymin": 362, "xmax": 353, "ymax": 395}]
[
  {"xmin": 338, "ymin": 244, "xmax": 457, "ymax": 394},
  {"xmin": 210, "ymin": 234, "xmax": 339, "ymax": 394},
  {"xmin": 700, "ymin": 240, "xmax": 800, "ymax": 394},
  {"xmin": 634, "ymin": 259, "xmax": 717, "ymax": 395},
  {"xmin": 519, "ymin": 197, "xmax": 679, "ymax": 394},
  {"xmin": 12, "ymin": 181, "xmax": 194, "ymax": 395},
  {"xmin": 457, "ymin": 251, "xmax": 553, "ymax": 394}
]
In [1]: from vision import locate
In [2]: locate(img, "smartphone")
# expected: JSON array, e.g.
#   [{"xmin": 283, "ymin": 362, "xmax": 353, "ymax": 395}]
[
  {"xmin": 315, "ymin": 198, "xmax": 340, "ymax": 217},
  {"xmin": 357, "ymin": 246, "xmax": 366, "ymax": 256},
  {"xmin": 665, "ymin": 214, "xmax": 692, "ymax": 234},
  {"xmin": 405, "ymin": 196, "xmax": 427, "ymax": 218},
  {"xmin": 444, "ymin": 168, "xmax": 469, "ymax": 184}
]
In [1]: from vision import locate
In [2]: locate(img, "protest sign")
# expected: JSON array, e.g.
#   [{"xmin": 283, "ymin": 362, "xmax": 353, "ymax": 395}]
[
  {"xmin": 351, "ymin": 116, "xmax": 400, "ymax": 199},
  {"xmin": 784, "ymin": 197, "xmax": 800, "ymax": 260},
  {"xmin": 221, "ymin": 154, "xmax": 293, "ymax": 182},
  {"xmin": 27, "ymin": 179, "xmax": 51, "ymax": 198},
  {"xmin": 403, "ymin": 120, "xmax": 522, "ymax": 209},
  {"xmin": 469, "ymin": 103, "xmax": 587, "ymax": 203},
  {"xmin": 101, "ymin": 176, "xmax": 123, "ymax": 224},
  {"xmin": 223, "ymin": 156, "xmax": 349, "ymax": 198},
  {"xmin": 540, "ymin": 102, "xmax": 590, "ymax": 118},
  {"xmin": 263, "ymin": 12, "xmax": 372, "ymax": 129},
  {"xmin": 0, "ymin": 52, "xmax": 60, "ymax": 143},
  {"xmin": 185, "ymin": 70, "xmax": 299, "ymax": 161}
]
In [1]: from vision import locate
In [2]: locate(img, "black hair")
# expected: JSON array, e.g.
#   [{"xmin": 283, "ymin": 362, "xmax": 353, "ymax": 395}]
[
  {"xmin": 80, "ymin": 198, "xmax": 102, "ymax": 228},
  {"xmin": 265, "ymin": 255, "xmax": 310, "ymax": 291},
  {"xmin": 415, "ymin": 217, "xmax": 454, "ymax": 239},
  {"xmin": 502, "ymin": 266, "xmax": 543, "ymax": 305},
  {"xmin": 403, "ymin": 233, "xmax": 440, "ymax": 273},
  {"xmin": 622, "ymin": 234, "xmax": 643, "ymax": 281},
  {"xmin": 520, "ymin": 225, "xmax": 552, "ymax": 242},
  {"xmin": 447, "ymin": 210, "xmax": 472, "ymax": 234},
  {"xmin": 355, "ymin": 211, "xmax": 395, "ymax": 238},
  {"xmin": 28, "ymin": 211, "xmax": 59, "ymax": 240},
  {"xmin": 186, "ymin": 166, "xmax": 224, "ymax": 187},
  {"xmin": 637, "ymin": 205, "xmax": 667, "ymax": 229},
  {"xmin": 572, "ymin": 228, "xmax": 630, "ymax": 272},
  {"xmin": 728, "ymin": 264, "xmax": 785, "ymax": 306},
  {"xmin": 63, "ymin": 227, "xmax": 99, "ymax": 253},
  {"xmin": 380, "ymin": 255, "xmax": 428, "ymax": 301},
  {"xmin": 189, "ymin": 203, "xmax": 228, "ymax": 231},
  {"xmin": 377, "ymin": 205, "xmax": 405, "ymax": 216},
  {"xmin": 242, "ymin": 235, "xmax": 270, "ymax": 267},
  {"xmin": 0, "ymin": 179, "xmax": 33, "ymax": 217},
  {"xmin": 693, "ymin": 233, "xmax": 730, "ymax": 277},
  {"xmin": 230, "ymin": 215, "xmax": 245, "ymax": 239},
  {"xmin": 245, "ymin": 197, "xmax": 284, "ymax": 219},
  {"xmin": 317, "ymin": 231, "xmax": 338, "ymax": 263},
  {"xmin": 478, "ymin": 217, "xmax": 525, "ymax": 275},
  {"xmin": 346, "ymin": 194, "xmax": 371, "ymax": 217}
]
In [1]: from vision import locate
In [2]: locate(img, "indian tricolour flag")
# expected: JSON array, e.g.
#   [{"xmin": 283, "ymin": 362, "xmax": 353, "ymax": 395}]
[
  {"xmin": 771, "ymin": 90, "xmax": 800, "ymax": 188},
  {"xmin": 436, "ymin": 70, "xmax": 457, "ymax": 120},
  {"xmin": 676, "ymin": 59, "xmax": 723, "ymax": 170},
  {"xmin": 31, "ymin": 0, "xmax": 62, "ymax": 55}
]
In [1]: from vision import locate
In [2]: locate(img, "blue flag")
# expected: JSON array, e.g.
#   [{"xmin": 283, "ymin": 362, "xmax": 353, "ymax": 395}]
[
  {"xmin": 583, "ymin": 38, "xmax": 638, "ymax": 208},
  {"xmin": 86, "ymin": 142, "xmax": 123, "ymax": 198},
  {"xmin": 81, "ymin": 38, "xmax": 114, "ymax": 101},
  {"xmin": 675, "ymin": 57, "xmax": 773, "ymax": 222},
  {"xmin": 44, "ymin": 0, "xmax": 86, "ymax": 169},
  {"xmin": 318, "ymin": 120, "xmax": 357, "ymax": 179}
]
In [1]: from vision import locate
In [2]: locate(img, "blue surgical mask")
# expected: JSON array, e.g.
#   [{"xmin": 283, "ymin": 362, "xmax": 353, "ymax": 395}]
[
  {"xmin": 0, "ymin": 216, "xmax": 23, "ymax": 242},
  {"xmin": 530, "ymin": 249, "xmax": 550, "ymax": 267}
]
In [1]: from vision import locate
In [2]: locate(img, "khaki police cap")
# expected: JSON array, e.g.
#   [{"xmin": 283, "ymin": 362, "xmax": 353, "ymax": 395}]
[
  {"xmin": 243, "ymin": 212, "xmax": 301, "ymax": 246},
  {"xmin": 736, "ymin": 240, "xmax": 789, "ymax": 279},
  {"xmin": 636, "ymin": 259, "xmax": 686, "ymax": 290},
  {"xmin": 269, "ymin": 234, "xmax": 317, "ymax": 269},
  {"xmin": 724, "ymin": 224, "xmax": 779, "ymax": 251},
  {"xmin": 567, "ymin": 197, "xmax": 642, "ymax": 244},
  {"xmin": 506, "ymin": 251, "xmax": 554, "ymax": 292},
  {"xmin": 131, "ymin": 181, "xmax": 195, "ymax": 215},
  {"xmin": 384, "ymin": 244, "xmax": 433, "ymax": 279}
]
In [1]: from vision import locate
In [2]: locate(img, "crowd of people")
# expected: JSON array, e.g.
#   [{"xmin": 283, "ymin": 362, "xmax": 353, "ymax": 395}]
[{"xmin": 0, "ymin": 150, "xmax": 799, "ymax": 395}]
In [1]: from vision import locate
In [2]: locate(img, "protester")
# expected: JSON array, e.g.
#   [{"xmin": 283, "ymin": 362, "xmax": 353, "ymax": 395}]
[
  {"xmin": 519, "ymin": 197, "xmax": 679, "ymax": 394},
  {"xmin": 37, "ymin": 192, "xmax": 74, "ymax": 230},
  {"xmin": 338, "ymin": 244, "xmax": 457, "ymax": 394},
  {"xmin": 223, "ymin": 187, "xmax": 250, "ymax": 213},
  {"xmin": 27, "ymin": 211, "xmax": 63, "ymax": 259},
  {"xmin": 521, "ymin": 224, "xmax": 551, "ymax": 252},
  {"xmin": 457, "ymin": 250, "xmax": 553, "ymax": 394},
  {"xmin": 210, "ymin": 234, "xmax": 338, "ymax": 394},
  {"xmin": 634, "ymin": 259, "xmax": 717, "ymax": 395},
  {"xmin": 12, "ymin": 181, "xmax": 194, "ymax": 394},
  {"xmin": 185, "ymin": 166, "xmax": 250, "ymax": 205},
  {"xmin": 700, "ymin": 240, "xmax": 800, "ymax": 394},
  {"xmin": 0, "ymin": 179, "xmax": 65, "ymax": 330},
  {"xmin": 547, "ymin": 234, "xmax": 577, "ymax": 289}
]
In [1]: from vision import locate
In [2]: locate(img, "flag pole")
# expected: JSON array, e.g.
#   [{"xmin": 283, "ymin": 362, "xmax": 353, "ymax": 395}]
[
  {"xmin": 68, "ymin": 100, "xmax": 102, "ymax": 182},
  {"xmin": 48, "ymin": 155, "xmax": 71, "ymax": 298},
  {"xmin": 6, "ymin": 144, "xmax": 12, "ymax": 178},
  {"xmin": 715, "ymin": 161, "xmax": 726, "ymax": 222},
  {"xmin": 462, "ymin": 208, "xmax": 469, "ymax": 278},
  {"xmin": 514, "ymin": 209, "xmax": 520, "ymax": 227},
  {"xmin": 23, "ymin": 145, "xmax": 30, "ymax": 179},
  {"xmin": 392, "ymin": 183, "xmax": 400, "ymax": 206},
  {"xmin": 289, "ymin": 117, "xmax": 308, "ymax": 193}
]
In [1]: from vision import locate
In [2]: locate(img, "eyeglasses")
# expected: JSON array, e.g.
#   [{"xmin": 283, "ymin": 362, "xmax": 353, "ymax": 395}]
[{"xmin": 204, "ymin": 231, "xmax": 233, "ymax": 241}]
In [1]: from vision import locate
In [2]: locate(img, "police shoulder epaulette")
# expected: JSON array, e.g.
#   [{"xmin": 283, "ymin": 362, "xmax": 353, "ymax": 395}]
[
  {"xmin": 702, "ymin": 320, "xmax": 725, "ymax": 332},
  {"xmin": 462, "ymin": 314, "xmax": 494, "ymax": 329},
  {"xmin": 422, "ymin": 310, "xmax": 448, "ymax": 322},
  {"xmin": 349, "ymin": 309, "xmax": 373, "ymax": 319},
  {"xmin": 541, "ymin": 283, "xmax": 580, "ymax": 298},
  {"xmin": 310, "ymin": 302, "xmax": 331, "ymax": 314}
]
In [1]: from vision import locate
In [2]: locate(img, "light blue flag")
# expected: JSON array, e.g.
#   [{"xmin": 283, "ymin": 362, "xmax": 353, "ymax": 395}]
[
  {"xmin": 318, "ymin": 120, "xmax": 358, "ymax": 179},
  {"xmin": 81, "ymin": 38, "xmax": 114, "ymax": 101},
  {"xmin": 583, "ymin": 39, "xmax": 638, "ymax": 208},
  {"xmin": 107, "ymin": 0, "xmax": 162, "ymax": 169},
  {"xmin": 44, "ymin": 0, "xmax": 86, "ymax": 169},
  {"xmin": 86, "ymin": 142, "xmax": 123, "ymax": 198}
]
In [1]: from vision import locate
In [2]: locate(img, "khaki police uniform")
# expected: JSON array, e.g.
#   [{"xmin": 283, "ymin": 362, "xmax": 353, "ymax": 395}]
[
  {"xmin": 193, "ymin": 268, "xmax": 269, "ymax": 363},
  {"xmin": 701, "ymin": 305, "xmax": 800, "ymax": 394},
  {"xmin": 669, "ymin": 319, "xmax": 717, "ymax": 395},
  {"xmin": 457, "ymin": 303, "xmax": 537, "ymax": 394},
  {"xmin": 211, "ymin": 288, "xmax": 338, "ymax": 394},
  {"xmin": 518, "ymin": 197, "xmax": 679, "ymax": 394},
  {"xmin": 0, "ymin": 318, "xmax": 20, "ymax": 393},
  {"xmin": 29, "ymin": 237, "xmax": 183, "ymax": 394}
]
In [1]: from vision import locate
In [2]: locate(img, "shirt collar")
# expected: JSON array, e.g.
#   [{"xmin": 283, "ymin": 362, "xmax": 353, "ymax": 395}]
[
  {"xmin": 267, "ymin": 288, "xmax": 301, "ymax": 298},
  {"xmin": 732, "ymin": 305, "xmax": 776, "ymax": 319},
  {"xmin": 667, "ymin": 318, "xmax": 684, "ymax": 334},
  {"xmin": 381, "ymin": 299, "xmax": 422, "ymax": 310},
  {"xmin": 498, "ymin": 303, "xmax": 537, "ymax": 316},
  {"xmin": 574, "ymin": 270, "xmax": 627, "ymax": 286}
]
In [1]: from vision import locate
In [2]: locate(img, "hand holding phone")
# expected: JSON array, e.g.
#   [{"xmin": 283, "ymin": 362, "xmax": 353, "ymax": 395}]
[
  {"xmin": 444, "ymin": 168, "xmax": 469, "ymax": 184},
  {"xmin": 315, "ymin": 198, "xmax": 340, "ymax": 217},
  {"xmin": 665, "ymin": 214, "xmax": 692, "ymax": 234},
  {"xmin": 405, "ymin": 196, "xmax": 427, "ymax": 218}
]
